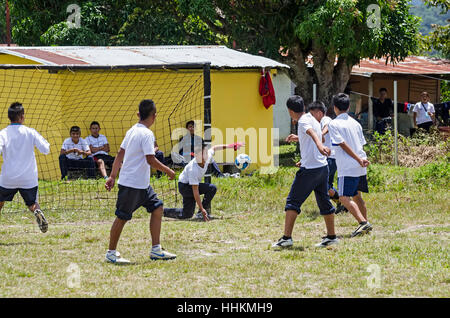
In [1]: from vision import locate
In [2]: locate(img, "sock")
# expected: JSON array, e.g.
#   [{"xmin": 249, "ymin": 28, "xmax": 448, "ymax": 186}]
[
  {"xmin": 107, "ymin": 249, "xmax": 116, "ymax": 254},
  {"xmin": 152, "ymin": 244, "xmax": 161, "ymax": 251},
  {"xmin": 359, "ymin": 221, "xmax": 367, "ymax": 225},
  {"xmin": 104, "ymin": 176, "xmax": 108, "ymax": 179},
  {"xmin": 282, "ymin": 235, "xmax": 291, "ymax": 240},
  {"xmin": 327, "ymin": 235, "xmax": 336, "ymax": 240}
]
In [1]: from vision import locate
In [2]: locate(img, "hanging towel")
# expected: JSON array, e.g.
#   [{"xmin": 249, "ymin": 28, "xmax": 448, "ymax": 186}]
[{"xmin": 259, "ymin": 70, "xmax": 276, "ymax": 109}]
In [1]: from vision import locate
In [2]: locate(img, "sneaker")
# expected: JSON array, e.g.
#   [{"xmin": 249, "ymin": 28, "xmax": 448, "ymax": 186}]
[
  {"xmin": 105, "ymin": 250, "xmax": 130, "ymax": 264},
  {"xmin": 34, "ymin": 209, "xmax": 48, "ymax": 233},
  {"xmin": 150, "ymin": 247, "xmax": 177, "ymax": 260},
  {"xmin": 195, "ymin": 211, "xmax": 213, "ymax": 220},
  {"xmin": 271, "ymin": 237, "xmax": 293, "ymax": 249},
  {"xmin": 315, "ymin": 236, "xmax": 339, "ymax": 248},
  {"xmin": 335, "ymin": 203, "xmax": 348, "ymax": 214},
  {"xmin": 351, "ymin": 222, "xmax": 373, "ymax": 237}
]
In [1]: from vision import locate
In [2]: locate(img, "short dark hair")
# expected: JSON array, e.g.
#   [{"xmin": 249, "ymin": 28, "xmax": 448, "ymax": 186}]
[
  {"xmin": 379, "ymin": 88, "xmax": 388, "ymax": 93},
  {"xmin": 90, "ymin": 121, "xmax": 100, "ymax": 128},
  {"xmin": 70, "ymin": 126, "xmax": 81, "ymax": 134},
  {"xmin": 8, "ymin": 102, "xmax": 24, "ymax": 122},
  {"xmin": 186, "ymin": 120, "xmax": 195, "ymax": 128},
  {"xmin": 307, "ymin": 101, "xmax": 327, "ymax": 114},
  {"xmin": 139, "ymin": 99, "xmax": 156, "ymax": 120},
  {"xmin": 286, "ymin": 95, "xmax": 305, "ymax": 113},
  {"xmin": 332, "ymin": 93, "xmax": 350, "ymax": 111}
]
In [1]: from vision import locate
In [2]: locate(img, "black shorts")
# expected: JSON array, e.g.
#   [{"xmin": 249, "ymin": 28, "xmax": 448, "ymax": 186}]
[
  {"xmin": 0, "ymin": 186, "xmax": 38, "ymax": 206},
  {"xmin": 115, "ymin": 184, "xmax": 163, "ymax": 221}
]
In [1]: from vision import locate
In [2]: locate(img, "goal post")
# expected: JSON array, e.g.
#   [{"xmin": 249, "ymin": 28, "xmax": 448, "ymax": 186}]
[{"xmin": 0, "ymin": 63, "xmax": 211, "ymax": 213}]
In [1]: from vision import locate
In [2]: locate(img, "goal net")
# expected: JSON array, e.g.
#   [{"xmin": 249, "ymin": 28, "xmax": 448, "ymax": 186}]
[{"xmin": 0, "ymin": 64, "xmax": 209, "ymax": 214}]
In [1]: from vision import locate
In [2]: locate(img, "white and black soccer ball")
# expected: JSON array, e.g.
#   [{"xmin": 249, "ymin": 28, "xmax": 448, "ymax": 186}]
[{"xmin": 235, "ymin": 153, "xmax": 251, "ymax": 170}]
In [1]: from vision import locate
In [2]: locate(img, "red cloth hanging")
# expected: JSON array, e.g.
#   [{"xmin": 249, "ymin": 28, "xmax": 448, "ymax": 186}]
[{"xmin": 259, "ymin": 70, "xmax": 276, "ymax": 109}]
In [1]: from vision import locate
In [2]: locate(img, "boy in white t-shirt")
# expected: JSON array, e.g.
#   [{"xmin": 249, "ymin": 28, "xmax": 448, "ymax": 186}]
[
  {"xmin": 104, "ymin": 99, "xmax": 176, "ymax": 264},
  {"xmin": 321, "ymin": 115, "xmax": 348, "ymax": 214},
  {"xmin": 85, "ymin": 121, "xmax": 115, "ymax": 179},
  {"xmin": 413, "ymin": 91, "xmax": 435, "ymax": 132},
  {"xmin": 59, "ymin": 126, "xmax": 96, "ymax": 179},
  {"xmin": 272, "ymin": 98, "xmax": 338, "ymax": 249},
  {"xmin": 163, "ymin": 141, "xmax": 244, "ymax": 221},
  {"xmin": 328, "ymin": 93, "xmax": 373, "ymax": 237},
  {"xmin": 0, "ymin": 102, "xmax": 50, "ymax": 233}
]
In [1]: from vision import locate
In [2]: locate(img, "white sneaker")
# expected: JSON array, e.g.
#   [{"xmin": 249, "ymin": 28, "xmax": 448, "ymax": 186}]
[
  {"xmin": 315, "ymin": 236, "xmax": 339, "ymax": 248},
  {"xmin": 34, "ymin": 209, "xmax": 48, "ymax": 233},
  {"xmin": 105, "ymin": 250, "xmax": 130, "ymax": 264},
  {"xmin": 271, "ymin": 237, "xmax": 293, "ymax": 249},
  {"xmin": 150, "ymin": 247, "xmax": 177, "ymax": 260}
]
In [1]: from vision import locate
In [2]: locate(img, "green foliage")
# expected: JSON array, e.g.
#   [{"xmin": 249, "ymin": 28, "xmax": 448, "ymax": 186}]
[{"xmin": 441, "ymin": 80, "xmax": 450, "ymax": 102}]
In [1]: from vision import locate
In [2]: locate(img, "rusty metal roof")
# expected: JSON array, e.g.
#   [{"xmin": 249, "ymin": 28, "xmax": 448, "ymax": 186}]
[
  {"xmin": 0, "ymin": 46, "xmax": 289, "ymax": 69},
  {"xmin": 352, "ymin": 56, "xmax": 450, "ymax": 77}
]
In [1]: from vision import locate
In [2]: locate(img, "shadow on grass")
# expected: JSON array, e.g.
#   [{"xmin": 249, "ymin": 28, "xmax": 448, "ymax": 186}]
[{"xmin": 303, "ymin": 210, "xmax": 320, "ymax": 221}]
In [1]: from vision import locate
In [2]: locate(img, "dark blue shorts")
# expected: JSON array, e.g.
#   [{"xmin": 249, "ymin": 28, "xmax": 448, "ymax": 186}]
[
  {"xmin": 285, "ymin": 165, "xmax": 335, "ymax": 216},
  {"xmin": 327, "ymin": 158, "xmax": 337, "ymax": 190},
  {"xmin": 0, "ymin": 186, "xmax": 38, "ymax": 206},
  {"xmin": 337, "ymin": 175, "xmax": 369, "ymax": 197},
  {"xmin": 115, "ymin": 185, "xmax": 163, "ymax": 221}
]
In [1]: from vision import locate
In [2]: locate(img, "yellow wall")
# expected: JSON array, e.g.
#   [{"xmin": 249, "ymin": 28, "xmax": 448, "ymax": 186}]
[
  {"xmin": 211, "ymin": 70, "xmax": 275, "ymax": 170},
  {"xmin": 0, "ymin": 54, "xmax": 41, "ymax": 65},
  {"xmin": 0, "ymin": 67, "xmax": 274, "ymax": 181}
]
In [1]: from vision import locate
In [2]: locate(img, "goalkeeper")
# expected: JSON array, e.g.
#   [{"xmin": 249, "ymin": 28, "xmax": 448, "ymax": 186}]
[{"xmin": 164, "ymin": 142, "xmax": 244, "ymax": 221}]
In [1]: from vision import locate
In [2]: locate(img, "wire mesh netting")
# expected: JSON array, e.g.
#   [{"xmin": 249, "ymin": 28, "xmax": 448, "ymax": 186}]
[{"xmin": 0, "ymin": 66, "xmax": 206, "ymax": 214}]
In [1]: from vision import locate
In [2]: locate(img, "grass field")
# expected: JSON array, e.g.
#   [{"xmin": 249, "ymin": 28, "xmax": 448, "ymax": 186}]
[{"xmin": 0, "ymin": 147, "xmax": 449, "ymax": 297}]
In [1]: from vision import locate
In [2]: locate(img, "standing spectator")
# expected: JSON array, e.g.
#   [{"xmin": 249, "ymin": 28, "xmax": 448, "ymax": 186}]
[
  {"xmin": 413, "ymin": 91, "xmax": 435, "ymax": 132},
  {"xmin": 371, "ymin": 88, "xmax": 394, "ymax": 135}
]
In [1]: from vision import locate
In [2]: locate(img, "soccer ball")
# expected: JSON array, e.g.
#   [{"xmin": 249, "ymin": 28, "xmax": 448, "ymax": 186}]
[{"xmin": 235, "ymin": 153, "xmax": 251, "ymax": 170}]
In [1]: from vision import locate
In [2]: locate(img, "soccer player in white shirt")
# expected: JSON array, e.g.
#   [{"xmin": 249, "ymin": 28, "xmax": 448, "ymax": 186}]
[
  {"xmin": 85, "ymin": 121, "xmax": 115, "ymax": 179},
  {"xmin": 328, "ymin": 93, "xmax": 373, "ymax": 237},
  {"xmin": 0, "ymin": 102, "xmax": 50, "ymax": 233},
  {"xmin": 272, "ymin": 97, "xmax": 338, "ymax": 249},
  {"xmin": 413, "ymin": 91, "xmax": 435, "ymax": 132},
  {"xmin": 59, "ymin": 126, "xmax": 96, "ymax": 179},
  {"xmin": 104, "ymin": 99, "xmax": 176, "ymax": 264},
  {"xmin": 163, "ymin": 141, "xmax": 244, "ymax": 221}
]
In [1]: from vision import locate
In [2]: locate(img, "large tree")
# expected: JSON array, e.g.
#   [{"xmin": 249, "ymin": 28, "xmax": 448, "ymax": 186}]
[
  {"xmin": 178, "ymin": 0, "xmax": 421, "ymax": 108},
  {"xmin": 8, "ymin": 0, "xmax": 421, "ymax": 108}
]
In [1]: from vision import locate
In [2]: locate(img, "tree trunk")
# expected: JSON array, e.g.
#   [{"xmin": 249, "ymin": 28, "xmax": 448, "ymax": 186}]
[{"xmin": 283, "ymin": 43, "xmax": 353, "ymax": 118}]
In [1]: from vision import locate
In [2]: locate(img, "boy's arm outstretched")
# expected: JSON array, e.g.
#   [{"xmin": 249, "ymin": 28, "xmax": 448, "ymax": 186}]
[{"xmin": 211, "ymin": 142, "xmax": 245, "ymax": 152}]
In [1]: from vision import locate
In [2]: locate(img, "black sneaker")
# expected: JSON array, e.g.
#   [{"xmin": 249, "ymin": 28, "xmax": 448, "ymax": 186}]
[
  {"xmin": 351, "ymin": 222, "xmax": 373, "ymax": 237},
  {"xmin": 271, "ymin": 237, "xmax": 293, "ymax": 249},
  {"xmin": 315, "ymin": 236, "xmax": 339, "ymax": 248},
  {"xmin": 34, "ymin": 209, "xmax": 48, "ymax": 233}
]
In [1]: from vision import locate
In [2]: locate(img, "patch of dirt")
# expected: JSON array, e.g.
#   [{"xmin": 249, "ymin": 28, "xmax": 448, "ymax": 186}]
[{"xmin": 398, "ymin": 144, "xmax": 447, "ymax": 168}]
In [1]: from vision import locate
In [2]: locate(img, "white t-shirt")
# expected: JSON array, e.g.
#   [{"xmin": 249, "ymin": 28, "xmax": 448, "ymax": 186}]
[
  {"xmin": 297, "ymin": 112, "xmax": 328, "ymax": 169},
  {"xmin": 320, "ymin": 116, "xmax": 335, "ymax": 159},
  {"xmin": 328, "ymin": 113, "xmax": 367, "ymax": 177},
  {"xmin": 118, "ymin": 123, "xmax": 155, "ymax": 189},
  {"xmin": 178, "ymin": 149, "xmax": 215, "ymax": 185},
  {"xmin": 85, "ymin": 134, "xmax": 109, "ymax": 156},
  {"xmin": 413, "ymin": 102, "xmax": 435, "ymax": 125},
  {"xmin": 0, "ymin": 124, "xmax": 50, "ymax": 188},
  {"xmin": 61, "ymin": 137, "xmax": 90, "ymax": 160}
]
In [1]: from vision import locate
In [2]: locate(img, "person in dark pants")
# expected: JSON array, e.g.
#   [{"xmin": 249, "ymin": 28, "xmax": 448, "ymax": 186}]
[
  {"xmin": 164, "ymin": 141, "xmax": 244, "ymax": 221},
  {"xmin": 371, "ymin": 88, "xmax": 394, "ymax": 135},
  {"xmin": 59, "ymin": 126, "xmax": 96, "ymax": 179},
  {"xmin": 85, "ymin": 121, "xmax": 115, "ymax": 179}
]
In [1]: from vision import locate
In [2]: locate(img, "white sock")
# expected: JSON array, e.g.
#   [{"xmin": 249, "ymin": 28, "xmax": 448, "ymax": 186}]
[
  {"xmin": 107, "ymin": 249, "xmax": 116, "ymax": 254},
  {"xmin": 152, "ymin": 244, "xmax": 161, "ymax": 251}
]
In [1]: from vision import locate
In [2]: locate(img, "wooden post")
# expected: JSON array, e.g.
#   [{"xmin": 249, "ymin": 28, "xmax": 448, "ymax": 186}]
[{"xmin": 394, "ymin": 80, "xmax": 398, "ymax": 166}]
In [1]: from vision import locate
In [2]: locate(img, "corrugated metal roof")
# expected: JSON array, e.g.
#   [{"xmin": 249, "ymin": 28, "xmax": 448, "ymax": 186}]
[
  {"xmin": 352, "ymin": 56, "xmax": 450, "ymax": 77},
  {"xmin": 0, "ymin": 46, "xmax": 289, "ymax": 69}
]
